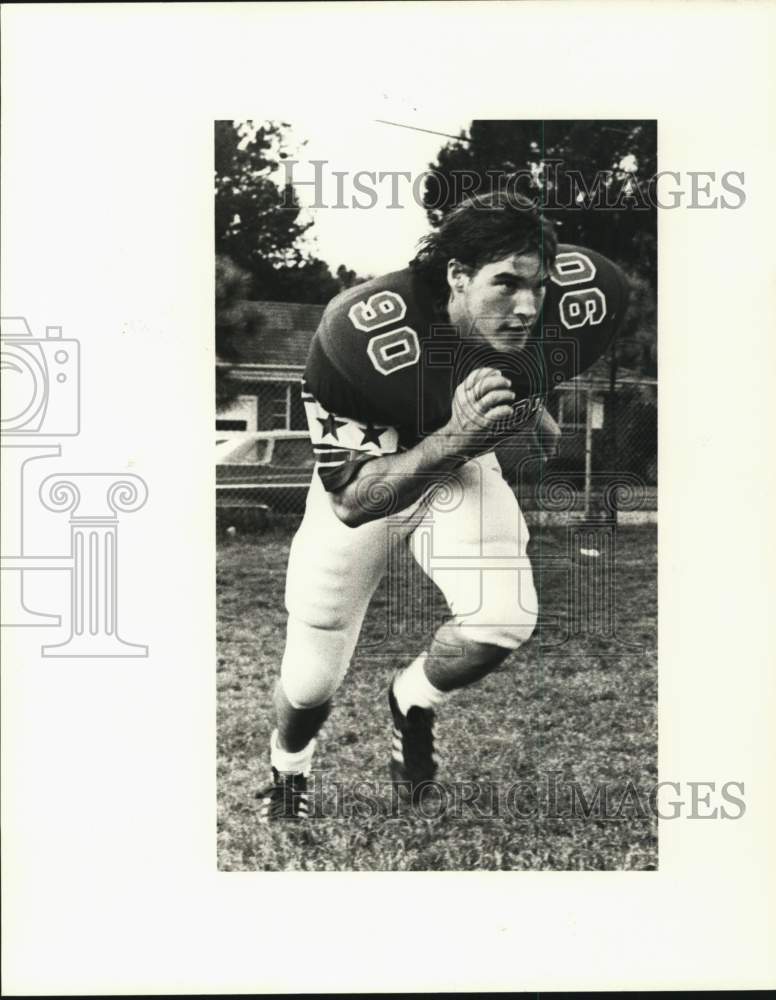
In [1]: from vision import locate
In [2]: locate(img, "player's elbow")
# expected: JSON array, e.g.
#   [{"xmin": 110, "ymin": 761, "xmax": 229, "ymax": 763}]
[
  {"xmin": 329, "ymin": 490, "xmax": 367, "ymax": 528},
  {"xmin": 328, "ymin": 465, "xmax": 393, "ymax": 528}
]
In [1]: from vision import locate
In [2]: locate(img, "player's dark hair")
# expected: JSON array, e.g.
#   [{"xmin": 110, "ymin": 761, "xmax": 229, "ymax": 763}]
[{"xmin": 410, "ymin": 190, "xmax": 558, "ymax": 311}]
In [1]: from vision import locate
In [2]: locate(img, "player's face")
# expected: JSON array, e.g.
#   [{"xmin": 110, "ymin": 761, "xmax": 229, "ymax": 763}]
[{"xmin": 448, "ymin": 251, "xmax": 548, "ymax": 353}]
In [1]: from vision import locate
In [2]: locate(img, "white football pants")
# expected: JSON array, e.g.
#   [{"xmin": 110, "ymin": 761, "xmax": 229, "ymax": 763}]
[{"xmin": 280, "ymin": 452, "xmax": 538, "ymax": 709}]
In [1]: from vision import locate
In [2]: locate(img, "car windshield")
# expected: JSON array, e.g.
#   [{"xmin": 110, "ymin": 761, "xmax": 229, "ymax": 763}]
[{"xmin": 271, "ymin": 438, "xmax": 315, "ymax": 468}]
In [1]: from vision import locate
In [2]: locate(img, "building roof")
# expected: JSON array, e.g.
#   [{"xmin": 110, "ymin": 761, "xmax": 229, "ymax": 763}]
[
  {"xmin": 573, "ymin": 357, "xmax": 657, "ymax": 388},
  {"xmin": 229, "ymin": 300, "xmax": 324, "ymax": 369}
]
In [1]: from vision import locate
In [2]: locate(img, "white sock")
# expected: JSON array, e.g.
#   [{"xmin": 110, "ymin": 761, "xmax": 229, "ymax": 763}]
[
  {"xmin": 270, "ymin": 729, "xmax": 316, "ymax": 776},
  {"xmin": 393, "ymin": 652, "xmax": 449, "ymax": 715}
]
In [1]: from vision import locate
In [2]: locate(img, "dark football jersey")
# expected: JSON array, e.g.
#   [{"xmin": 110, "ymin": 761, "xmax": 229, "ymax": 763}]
[{"xmin": 303, "ymin": 244, "xmax": 630, "ymax": 491}]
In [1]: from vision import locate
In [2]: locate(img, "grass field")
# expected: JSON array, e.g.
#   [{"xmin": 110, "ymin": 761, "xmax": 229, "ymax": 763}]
[{"xmin": 217, "ymin": 521, "xmax": 657, "ymax": 871}]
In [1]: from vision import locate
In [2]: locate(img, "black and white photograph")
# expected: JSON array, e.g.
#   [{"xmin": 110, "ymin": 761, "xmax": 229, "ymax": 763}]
[
  {"xmin": 215, "ymin": 119, "xmax": 659, "ymax": 870},
  {"xmin": 3, "ymin": 2, "xmax": 775, "ymax": 994}
]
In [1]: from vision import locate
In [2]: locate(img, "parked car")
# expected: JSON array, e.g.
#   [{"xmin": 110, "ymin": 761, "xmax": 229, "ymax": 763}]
[{"xmin": 216, "ymin": 431, "xmax": 314, "ymax": 520}]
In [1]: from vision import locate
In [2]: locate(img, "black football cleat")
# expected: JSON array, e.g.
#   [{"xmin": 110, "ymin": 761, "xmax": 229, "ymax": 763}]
[
  {"xmin": 388, "ymin": 673, "xmax": 438, "ymax": 797},
  {"xmin": 256, "ymin": 767, "xmax": 310, "ymax": 822}
]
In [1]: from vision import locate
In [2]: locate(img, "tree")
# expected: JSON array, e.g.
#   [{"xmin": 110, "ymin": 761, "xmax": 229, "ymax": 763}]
[
  {"xmin": 424, "ymin": 120, "xmax": 656, "ymax": 282},
  {"xmin": 214, "ymin": 123, "xmax": 372, "ymax": 413},
  {"xmin": 215, "ymin": 254, "xmax": 259, "ymax": 412},
  {"xmin": 215, "ymin": 120, "xmax": 343, "ymax": 304},
  {"xmin": 335, "ymin": 264, "xmax": 371, "ymax": 290},
  {"xmin": 616, "ymin": 269, "xmax": 657, "ymax": 378}
]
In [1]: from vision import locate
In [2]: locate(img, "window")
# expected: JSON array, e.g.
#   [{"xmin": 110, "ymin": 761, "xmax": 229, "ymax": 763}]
[
  {"xmin": 289, "ymin": 384, "xmax": 307, "ymax": 430},
  {"xmin": 257, "ymin": 383, "xmax": 290, "ymax": 429},
  {"xmin": 215, "ymin": 395, "xmax": 258, "ymax": 433}
]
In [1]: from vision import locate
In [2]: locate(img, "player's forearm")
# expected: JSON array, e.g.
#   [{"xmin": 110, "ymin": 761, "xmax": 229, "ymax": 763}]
[{"xmin": 330, "ymin": 430, "xmax": 468, "ymax": 527}]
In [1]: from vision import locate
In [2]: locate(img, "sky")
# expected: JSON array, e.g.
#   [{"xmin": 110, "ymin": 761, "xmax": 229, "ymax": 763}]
[{"xmin": 276, "ymin": 117, "xmax": 470, "ymax": 277}]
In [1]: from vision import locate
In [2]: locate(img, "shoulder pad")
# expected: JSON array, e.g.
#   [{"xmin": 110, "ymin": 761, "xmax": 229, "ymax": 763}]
[
  {"xmin": 540, "ymin": 244, "xmax": 630, "ymax": 380},
  {"xmin": 313, "ymin": 269, "xmax": 432, "ymax": 423}
]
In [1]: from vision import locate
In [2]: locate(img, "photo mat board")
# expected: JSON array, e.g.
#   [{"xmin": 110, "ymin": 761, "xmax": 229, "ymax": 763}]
[{"xmin": 2, "ymin": 2, "xmax": 774, "ymax": 994}]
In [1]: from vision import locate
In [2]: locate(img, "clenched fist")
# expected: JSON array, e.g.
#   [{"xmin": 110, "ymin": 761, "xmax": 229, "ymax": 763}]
[{"xmin": 442, "ymin": 367, "xmax": 516, "ymax": 458}]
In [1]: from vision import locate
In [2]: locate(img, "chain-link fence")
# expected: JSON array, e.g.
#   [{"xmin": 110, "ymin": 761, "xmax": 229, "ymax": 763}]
[
  {"xmin": 499, "ymin": 379, "xmax": 657, "ymax": 519},
  {"xmin": 216, "ymin": 376, "xmax": 657, "ymax": 532}
]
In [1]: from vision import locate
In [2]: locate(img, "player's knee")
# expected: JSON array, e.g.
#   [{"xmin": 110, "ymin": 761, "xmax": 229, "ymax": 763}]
[
  {"xmin": 280, "ymin": 615, "xmax": 352, "ymax": 709},
  {"xmin": 280, "ymin": 646, "xmax": 348, "ymax": 709},
  {"xmin": 280, "ymin": 668, "xmax": 343, "ymax": 710},
  {"xmin": 457, "ymin": 619, "xmax": 536, "ymax": 650},
  {"xmin": 456, "ymin": 590, "xmax": 539, "ymax": 650}
]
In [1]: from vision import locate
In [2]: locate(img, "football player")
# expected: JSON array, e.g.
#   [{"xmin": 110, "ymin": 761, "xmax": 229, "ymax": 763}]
[{"xmin": 258, "ymin": 190, "xmax": 629, "ymax": 820}]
